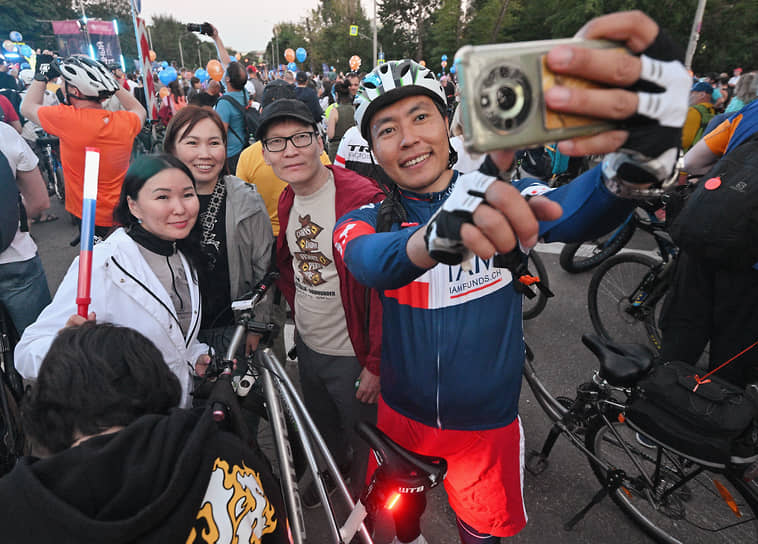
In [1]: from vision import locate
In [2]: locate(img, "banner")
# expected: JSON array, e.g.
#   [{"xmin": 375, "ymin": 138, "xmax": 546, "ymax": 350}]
[
  {"xmin": 51, "ymin": 20, "xmax": 89, "ymax": 58},
  {"xmin": 134, "ymin": 16, "xmax": 157, "ymax": 119},
  {"xmin": 87, "ymin": 20, "xmax": 123, "ymax": 66},
  {"xmin": 51, "ymin": 20, "xmax": 123, "ymax": 66}
]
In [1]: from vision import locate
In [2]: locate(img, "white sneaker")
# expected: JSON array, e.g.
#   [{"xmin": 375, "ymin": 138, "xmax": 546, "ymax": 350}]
[{"xmin": 391, "ymin": 535, "xmax": 428, "ymax": 544}]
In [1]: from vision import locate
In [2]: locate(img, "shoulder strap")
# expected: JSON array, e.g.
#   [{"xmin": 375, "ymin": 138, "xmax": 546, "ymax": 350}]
[{"xmin": 219, "ymin": 95, "xmax": 246, "ymax": 143}]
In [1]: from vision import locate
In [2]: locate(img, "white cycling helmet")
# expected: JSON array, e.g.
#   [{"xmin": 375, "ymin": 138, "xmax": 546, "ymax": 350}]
[
  {"xmin": 55, "ymin": 55, "xmax": 120, "ymax": 100},
  {"xmin": 354, "ymin": 59, "xmax": 447, "ymax": 142},
  {"xmin": 18, "ymin": 69, "xmax": 34, "ymax": 86}
]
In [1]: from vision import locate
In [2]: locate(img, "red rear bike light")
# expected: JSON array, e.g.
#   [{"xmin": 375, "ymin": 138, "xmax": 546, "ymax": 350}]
[{"xmin": 385, "ymin": 492, "xmax": 401, "ymax": 510}]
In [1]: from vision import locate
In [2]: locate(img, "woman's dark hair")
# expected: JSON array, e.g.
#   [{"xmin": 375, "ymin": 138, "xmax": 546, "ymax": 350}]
[
  {"xmin": 226, "ymin": 61, "xmax": 247, "ymax": 91},
  {"xmin": 168, "ymin": 79, "xmax": 183, "ymax": 99},
  {"xmin": 21, "ymin": 322, "xmax": 182, "ymax": 454},
  {"xmin": 334, "ymin": 80, "xmax": 352, "ymax": 104},
  {"xmin": 322, "ymin": 80, "xmax": 334, "ymax": 105},
  {"xmin": 163, "ymin": 105, "xmax": 228, "ymax": 161},
  {"xmin": 112, "ymin": 154, "xmax": 207, "ymax": 278}
]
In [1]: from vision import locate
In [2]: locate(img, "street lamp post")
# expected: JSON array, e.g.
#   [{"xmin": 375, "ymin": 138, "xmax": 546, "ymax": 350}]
[{"xmin": 178, "ymin": 34, "xmax": 185, "ymax": 68}]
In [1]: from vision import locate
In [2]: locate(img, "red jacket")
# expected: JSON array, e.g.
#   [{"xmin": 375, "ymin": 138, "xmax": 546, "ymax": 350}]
[{"xmin": 276, "ymin": 166, "xmax": 384, "ymax": 375}]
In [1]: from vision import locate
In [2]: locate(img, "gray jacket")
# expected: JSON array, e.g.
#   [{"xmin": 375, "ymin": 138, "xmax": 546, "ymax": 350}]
[{"xmin": 224, "ymin": 175, "xmax": 274, "ymax": 323}]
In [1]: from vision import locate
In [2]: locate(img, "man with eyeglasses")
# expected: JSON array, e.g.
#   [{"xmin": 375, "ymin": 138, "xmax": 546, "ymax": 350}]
[{"xmin": 258, "ymin": 98, "xmax": 384, "ymax": 506}]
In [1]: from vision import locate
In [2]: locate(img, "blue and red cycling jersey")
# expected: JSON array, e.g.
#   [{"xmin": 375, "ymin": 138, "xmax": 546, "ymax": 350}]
[{"xmin": 334, "ymin": 167, "xmax": 634, "ymax": 430}]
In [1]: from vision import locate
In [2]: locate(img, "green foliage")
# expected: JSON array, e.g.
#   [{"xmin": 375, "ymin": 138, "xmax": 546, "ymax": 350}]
[{"xmin": 0, "ymin": 0, "xmax": 76, "ymax": 52}]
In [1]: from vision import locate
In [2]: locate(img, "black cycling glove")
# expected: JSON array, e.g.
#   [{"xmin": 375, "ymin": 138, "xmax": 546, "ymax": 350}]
[
  {"xmin": 603, "ymin": 30, "xmax": 691, "ymax": 198},
  {"xmin": 34, "ymin": 54, "xmax": 59, "ymax": 82}
]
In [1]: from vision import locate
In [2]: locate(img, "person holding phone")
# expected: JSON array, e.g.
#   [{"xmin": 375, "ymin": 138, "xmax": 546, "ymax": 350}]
[{"xmin": 334, "ymin": 11, "xmax": 690, "ymax": 544}]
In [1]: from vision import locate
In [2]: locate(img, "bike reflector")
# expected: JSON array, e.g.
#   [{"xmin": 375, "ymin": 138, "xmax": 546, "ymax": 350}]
[{"xmin": 385, "ymin": 492, "xmax": 401, "ymax": 510}]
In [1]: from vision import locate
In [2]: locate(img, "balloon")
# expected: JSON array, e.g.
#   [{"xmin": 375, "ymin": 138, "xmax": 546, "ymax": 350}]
[
  {"xmin": 194, "ymin": 68, "xmax": 209, "ymax": 82},
  {"xmin": 296, "ymin": 47, "xmax": 307, "ymax": 63},
  {"xmin": 161, "ymin": 60, "xmax": 168, "ymax": 68},
  {"xmin": 19, "ymin": 45, "xmax": 32, "ymax": 58},
  {"xmin": 9, "ymin": 31, "xmax": 22, "ymax": 43},
  {"xmin": 284, "ymin": 48, "xmax": 295, "ymax": 63},
  {"xmin": 441, "ymin": 54, "xmax": 448, "ymax": 61},
  {"xmin": 2, "ymin": 40, "xmax": 16, "ymax": 53},
  {"xmin": 419, "ymin": 60, "xmax": 426, "ymax": 67},
  {"xmin": 159, "ymin": 66, "xmax": 177, "ymax": 85},
  {"xmin": 206, "ymin": 59, "xmax": 224, "ymax": 81},
  {"xmin": 159, "ymin": 87, "xmax": 170, "ymax": 99},
  {"xmin": 20, "ymin": 62, "xmax": 29, "ymax": 70},
  {"xmin": 349, "ymin": 55, "xmax": 361, "ymax": 71},
  {"xmin": 148, "ymin": 50, "xmax": 157, "ymax": 62},
  {"xmin": 287, "ymin": 62, "xmax": 297, "ymax": 72},
  {"xmin": 449, "ymin": 64, "xmax": 456, "ymax": 74}
]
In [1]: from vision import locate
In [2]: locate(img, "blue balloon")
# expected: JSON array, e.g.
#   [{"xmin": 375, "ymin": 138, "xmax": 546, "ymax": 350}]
[
  {"xmin": 20, "ymin": 62, "xmax": 30, "ymax": 70},
  {"xmin": 441, "ymin": 54, "xmax": 448, "ymax": 61},
  {"xmin": 159, "ymin": 67, "xmax": 177, "ymax": 85},
  {"xmin": 287, "ymin": 62, "xmax": 297, "ymax": 72},
  {"xmin": 296, "ymin": 47, "xmax": 307, "ymax": 63},
  {"xmin": 161, "ymin": 60, "xmax": 168, "ymax": 68},
  {"xmin": 195, "ymin": 68, "xmax": 209, "ymax": 82},
  {"xmin": 19, "ymin": 44, "xmax": 32, "ymax": 58},
  {"xmin": 9, "ymin": 31, "xmax": 22, "ymax": 43},
  {"xmin": 449, "ymin": 64, "xmax": 456, "ymax": 74}
]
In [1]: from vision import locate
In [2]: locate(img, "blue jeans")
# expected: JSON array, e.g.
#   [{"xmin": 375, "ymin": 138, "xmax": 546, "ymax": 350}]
[{"xmin": 0, "ymin": 254, "xmax": 51, "ymax": 336}]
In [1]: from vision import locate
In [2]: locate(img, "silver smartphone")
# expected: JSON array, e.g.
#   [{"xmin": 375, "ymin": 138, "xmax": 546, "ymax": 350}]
[{"xmin": 454, "ymin": 39, "xmax": 625, "ymax": 153}]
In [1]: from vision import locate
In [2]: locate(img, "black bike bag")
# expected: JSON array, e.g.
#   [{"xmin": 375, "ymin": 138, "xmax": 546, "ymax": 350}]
[{"xmin": 627, "ymin": 360, "xmax": 758, "ymax": 464}]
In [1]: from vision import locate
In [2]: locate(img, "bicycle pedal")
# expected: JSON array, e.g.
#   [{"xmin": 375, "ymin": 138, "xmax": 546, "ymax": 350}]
[{"xmin": 525, "ymin": 450, "xmax": 549, "ymax": 475}]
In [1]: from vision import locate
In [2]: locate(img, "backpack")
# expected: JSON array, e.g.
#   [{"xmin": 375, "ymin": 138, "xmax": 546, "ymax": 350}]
[
  {"xmin": 0, "ymin": 151, "xmax": 21, "ymax": 253},
  {"xmin": 691, "ymin": 103, "xmax": 715, "ymax": 148},
  {"xmin": 219, "ymin": 90, "xmax": 260, "ymax": 148},
  {"xmin": 670, "ymin": 131, "xmax": 758, "ymax": 269},
  {"xmin": 0, "ymin": 88, "xmax": 23, "ymax": 124}
]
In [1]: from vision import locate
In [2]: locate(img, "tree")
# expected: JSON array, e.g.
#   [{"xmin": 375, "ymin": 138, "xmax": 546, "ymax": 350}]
[
  {"xmin": 378, "ymin": 0, "xmax": 442, "ymax": 60},
  {"xmin": 0, "ymin": 0, "xmax": 76, "ymax": 52}
]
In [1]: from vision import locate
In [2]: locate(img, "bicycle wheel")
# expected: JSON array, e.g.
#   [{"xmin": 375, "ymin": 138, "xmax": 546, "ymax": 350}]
[
  {"xmin": 586, "ymin": 417, "xmax": 758, "ymax": 543},
  {"xmin": 559, "ymin": 219, "xmax": 636, "ymax": 274},
  {"xmin": 523, "ymin": 252, "xmax": 549, "ymax": 320},
  {"xmin": 587, "ymin": 253, "xmax": 663, "ymax": 351}
]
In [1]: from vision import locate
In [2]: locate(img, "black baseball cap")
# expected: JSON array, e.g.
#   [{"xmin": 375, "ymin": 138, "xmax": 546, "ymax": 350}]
[
  {"xmin": 257, "ymin": 98, "xmax": 317, "ymax": 140},
  {"xmin": 260, "ymin": 79, "xmax": 295, "ymax": 108},
  {"xmin": 295, "ymin": 71, "xmax": 308, "ymax": 84}
]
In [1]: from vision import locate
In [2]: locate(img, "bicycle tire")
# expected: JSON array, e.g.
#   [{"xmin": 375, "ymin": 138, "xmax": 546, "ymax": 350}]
[
  {"xmin": 587, "ymin": 253, "xmax": 663, "ymax": 351},
  {"xmin": 585, "ymin": 416, "xmax": 758, "ymax": 543},
  {"xmin": 559, "ymin": 220, "xmax": 636, "ymax": 274},
  {"xmin": 522, "ymin": 252, "xmax": 549, "ymax": 320}
]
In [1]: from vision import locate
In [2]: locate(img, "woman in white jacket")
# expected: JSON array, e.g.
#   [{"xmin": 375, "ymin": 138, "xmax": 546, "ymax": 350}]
[{"xmin": 15, "ymin": 154, "xmax": 210, "ymax": 408}]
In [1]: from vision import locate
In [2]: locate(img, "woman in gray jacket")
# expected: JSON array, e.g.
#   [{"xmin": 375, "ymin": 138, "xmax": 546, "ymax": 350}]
[{"xmin": 164, "ymin": 106, "xmax": 274, "ymax": 358}]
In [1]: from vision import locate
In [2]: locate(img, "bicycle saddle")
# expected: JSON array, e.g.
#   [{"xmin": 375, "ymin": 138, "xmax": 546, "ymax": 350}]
[
  {"xmin": 36, "ymin": 135, "xmax": 59, "ymax": 146},
  {"xmin": 582, "ymin": 334, "xmax": 654, "ymax": 387},
  {"xmin": 356, "ymin": 422, "xmax": 447, "ymax": 489}
]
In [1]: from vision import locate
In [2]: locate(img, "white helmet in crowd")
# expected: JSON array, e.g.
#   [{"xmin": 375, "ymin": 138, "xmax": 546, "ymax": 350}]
[
  {"xmin": 55, "ymin": 55, "xmax": 120, "ymax": 100},
  {"xmin": 18, "ymin": 69, "xmax": 34, "ymax": 86},
  {"xmin": 354, "ymin": 59, "xmax": 447, "ymax": 142}
]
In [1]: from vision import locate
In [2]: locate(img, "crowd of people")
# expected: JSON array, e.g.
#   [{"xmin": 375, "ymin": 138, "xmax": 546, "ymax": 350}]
[{"xmin": 0, "ymin": 9, "xmax": 756, "ymax": 544}]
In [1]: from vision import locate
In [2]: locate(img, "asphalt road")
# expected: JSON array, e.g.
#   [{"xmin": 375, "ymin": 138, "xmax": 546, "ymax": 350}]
[{"xmin": 31, "ymin": 196, "xmax": 657, "ymax": 543}]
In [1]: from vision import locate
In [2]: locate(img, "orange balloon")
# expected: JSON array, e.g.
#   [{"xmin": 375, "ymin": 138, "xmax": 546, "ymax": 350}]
[
  {"xmin": 158, "ymin": 87, "xmax": 170, "ymax": 99},
  {"xmin": 148, "ymin": 49, "xmax": 157, "ymax": 62},
  {"xmin": 284, "ymin": 48, "xmax": 295, "ymax": 63},
  {"xmin": 206, "ymin": 59, "xmax": 224, "ymax": 81},
  {"xmin": 349, "ymin": 55, "xmax": 361, "ymax": 71}
]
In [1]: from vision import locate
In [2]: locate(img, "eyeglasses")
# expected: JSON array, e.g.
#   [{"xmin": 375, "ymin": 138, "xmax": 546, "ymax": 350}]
[{"xmin": 262, "ymin": 131, "xmax": 317, "ymax": 152}]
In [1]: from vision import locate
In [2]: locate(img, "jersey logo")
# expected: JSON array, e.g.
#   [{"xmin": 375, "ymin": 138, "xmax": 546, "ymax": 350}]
[
  {"xmin": 293, "ymin": 215, "xmax": 331, "ymax": 286},
  {"xmin": 334, "ymin": 220, "xmax": 376, "ymax": 257},
  {"xmin": 186, "ymin": 458, "xmax": 278, "ymax": 544},
  {"xmin": 385, "ymin": 256, "xmax": 510, "ymax": 309}
]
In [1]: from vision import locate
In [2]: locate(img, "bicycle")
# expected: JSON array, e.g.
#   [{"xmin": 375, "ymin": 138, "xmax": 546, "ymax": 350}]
[
  {"xmin": 0, "ymin": 302, "xmax": 26, "ymax": 477},
  {"xmin": 35, "ymin": 131, "xmax": 65, "ymax": 201},
  {"xmin": 132, "ymin": 119, "xmax": 166, "ymax": 157},
  {"xmin": 586, "ymin": 218, "xmax": 678, "ymax": 352},
  {"xmin": 523, "ymin": 333, "xmax": 758, "ymax": 543},
  {"xmin": 204, "ymin": 273, "xmax": 448, "ymax": 544},
  {"xmin": 522, "ymin": 251, "xmax": 551, "ymax": 320},
  {"xmin": 559, "ymin": 202, "xmax": 665, "ymax": 274}
]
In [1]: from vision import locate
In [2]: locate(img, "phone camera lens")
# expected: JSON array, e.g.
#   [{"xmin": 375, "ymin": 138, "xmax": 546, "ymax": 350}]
[{"xmin": 497, "ymin": 86, "xmax": 517, "ymax": 111}]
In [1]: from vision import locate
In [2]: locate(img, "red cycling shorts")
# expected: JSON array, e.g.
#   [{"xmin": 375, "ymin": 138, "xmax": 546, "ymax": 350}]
[{"xmin": 369, "ymin": 396, "xmax": 527, "ymax": 537}]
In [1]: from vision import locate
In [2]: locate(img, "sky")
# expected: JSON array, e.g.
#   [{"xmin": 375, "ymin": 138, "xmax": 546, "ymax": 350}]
[{"xmin": 139, "ymin": 0, "xmax": 376, "ymax": 53}]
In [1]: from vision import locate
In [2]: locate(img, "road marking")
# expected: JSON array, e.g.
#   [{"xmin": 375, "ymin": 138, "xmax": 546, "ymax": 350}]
[{"xmin": 534, "ymin": 242, "xmax": 661, "ymax": 260}]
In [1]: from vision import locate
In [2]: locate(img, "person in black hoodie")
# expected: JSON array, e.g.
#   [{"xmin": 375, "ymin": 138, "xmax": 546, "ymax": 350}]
[{"xmin": 0, "ymin": 322, "xmax": 289, "ymax": 544}]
